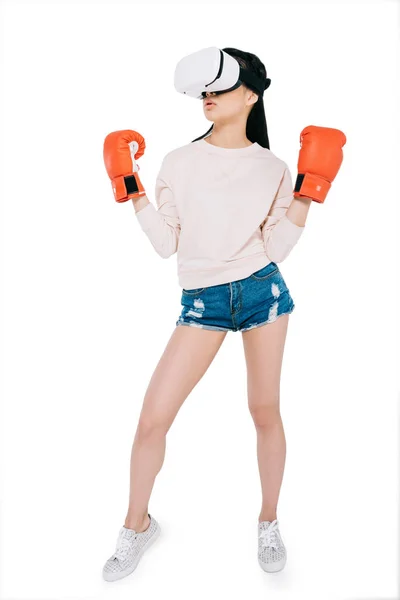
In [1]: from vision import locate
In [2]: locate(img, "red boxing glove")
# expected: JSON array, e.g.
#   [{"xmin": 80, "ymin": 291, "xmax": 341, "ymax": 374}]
[
  {"xmin": 294, "ymin": 125, "xmax": 347, "ymax": 203},
  {"xmin": 103, "ymin": 130, "xmax": 146, "ymax": 203}
]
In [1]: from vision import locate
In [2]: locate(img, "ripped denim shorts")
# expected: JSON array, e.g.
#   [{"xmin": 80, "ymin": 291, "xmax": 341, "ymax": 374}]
[{"xmin": 175, "ymin": 261, "xmax": 295, "ymax": 333}]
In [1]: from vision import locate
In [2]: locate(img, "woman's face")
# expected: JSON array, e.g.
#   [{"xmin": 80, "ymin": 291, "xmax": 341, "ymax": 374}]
[{"xmin": 203, "ymin": 84, "xmax": 258, "ymax": 123}]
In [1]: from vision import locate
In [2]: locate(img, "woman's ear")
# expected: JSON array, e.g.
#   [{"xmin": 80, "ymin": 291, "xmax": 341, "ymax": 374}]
[{"xmin": 248, "ymin": 91, "xmax": 259, "ymax": 107}]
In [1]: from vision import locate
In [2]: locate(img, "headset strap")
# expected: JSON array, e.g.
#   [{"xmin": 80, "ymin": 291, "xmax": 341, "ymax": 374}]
[{"xmin": 239, "ymin": 67, "xmax": 271, "ymax": 97}]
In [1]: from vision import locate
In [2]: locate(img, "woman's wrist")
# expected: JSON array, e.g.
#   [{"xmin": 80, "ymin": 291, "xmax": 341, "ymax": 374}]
[
  {"xmin": 131, "ymin": 194, "xmax": 150, "ymax": 213},
  {"xmin": 286, "ymin": 196, "xmax": 312, "ymax": 227}
]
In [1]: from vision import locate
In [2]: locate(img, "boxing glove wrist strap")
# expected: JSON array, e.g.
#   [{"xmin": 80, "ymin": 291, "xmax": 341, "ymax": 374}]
[
  {"xmin": 294, "ymin": 172, "xmax": 331, "ymax": 203},
  {"xmin": 112, "ymin": 173, "xmax": 146, "ymax": 203}
]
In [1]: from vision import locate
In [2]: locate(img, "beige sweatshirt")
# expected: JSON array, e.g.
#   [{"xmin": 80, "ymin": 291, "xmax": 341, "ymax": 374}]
[{"xmin": 135, "ymin": 136, "xmax": 305, "ymax": 289}]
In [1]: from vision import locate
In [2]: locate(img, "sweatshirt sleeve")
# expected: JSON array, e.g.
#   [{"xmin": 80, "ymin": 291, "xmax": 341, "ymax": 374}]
[
  {"xmin": 135, "ymin": 154, "xmax": 181, "ymax": 258},
  {"xmin": 260, "ymin": 164, "xmax": 305, "ymax": 263}
]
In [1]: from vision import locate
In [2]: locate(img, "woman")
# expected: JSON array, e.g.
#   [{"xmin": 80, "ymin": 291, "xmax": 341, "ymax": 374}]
[{"xmin": 103, "ymin": 47, "xmax": 312, "ymax": 582}]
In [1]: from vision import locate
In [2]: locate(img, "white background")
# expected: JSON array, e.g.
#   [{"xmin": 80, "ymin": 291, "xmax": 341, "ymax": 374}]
[{"xmin": 1, "ymin": 1, "xmax": 399, "ymax": 599}]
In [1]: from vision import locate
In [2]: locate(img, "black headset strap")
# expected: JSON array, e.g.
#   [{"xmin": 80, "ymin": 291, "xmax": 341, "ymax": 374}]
[{"xmin": 239, "ymin": 67, "xmax": 271, "ymax": 97}]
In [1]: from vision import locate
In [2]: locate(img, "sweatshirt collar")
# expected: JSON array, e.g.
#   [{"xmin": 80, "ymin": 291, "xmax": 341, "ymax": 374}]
[{"xmin": 196, "ymin": 137, "xmax": 261, "ymax": 157}]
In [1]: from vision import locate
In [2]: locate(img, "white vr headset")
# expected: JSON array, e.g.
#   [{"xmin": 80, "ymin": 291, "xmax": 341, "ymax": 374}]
[{"xmin": 174, "ymin": 46, "xmax": 271, "ymax": 101}]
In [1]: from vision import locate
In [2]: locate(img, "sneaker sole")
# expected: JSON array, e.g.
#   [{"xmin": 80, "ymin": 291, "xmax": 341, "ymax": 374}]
[
  {"xmin": 103, "ymin": 522, "xmax": 161, "ymax": 582},
  {"xmin": 258, "ymin": 555, "xmax": 287, "ymax": 573}
]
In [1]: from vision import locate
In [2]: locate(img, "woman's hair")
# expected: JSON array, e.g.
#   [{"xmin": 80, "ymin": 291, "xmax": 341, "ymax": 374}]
[{"xmin": 191, "ymin": 47, "xmax": 271, "ymax": 149}]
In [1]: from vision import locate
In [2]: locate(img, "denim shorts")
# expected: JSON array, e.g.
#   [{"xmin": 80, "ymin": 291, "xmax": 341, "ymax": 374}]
[{"xmin": 175, "ymin": 261, "xmax": 295, "ymax": 333}]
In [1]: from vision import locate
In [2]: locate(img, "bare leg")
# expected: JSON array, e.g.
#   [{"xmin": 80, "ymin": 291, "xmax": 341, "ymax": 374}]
[
  {"xmin": 124, "ymin": 325, "xmax": 228, "ymax": 531},
  {"xmin": 241, "ymin": 314, "xmax": 290, "ymax": 523}
]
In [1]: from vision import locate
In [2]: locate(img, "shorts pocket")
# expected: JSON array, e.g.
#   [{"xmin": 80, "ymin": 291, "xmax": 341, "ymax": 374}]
[
  {"xmin": 250, "ymin": 263, "xmax": 279, "ymax": 281},
  {"xmin": 182, "ymin": 287, "xmax": 206, "ymax": 296}
]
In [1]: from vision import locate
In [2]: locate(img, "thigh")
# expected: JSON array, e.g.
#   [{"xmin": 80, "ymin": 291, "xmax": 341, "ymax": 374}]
[
  {"xmin": 241, "ymin": 313, "xmax": 290, "ymax": 414},
  {"xmin": 140, "ymin": 325, "xmax": 227, "ymax": 431}
]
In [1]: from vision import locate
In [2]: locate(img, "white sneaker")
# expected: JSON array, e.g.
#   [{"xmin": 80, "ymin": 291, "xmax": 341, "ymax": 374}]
[
  {"xmin": 258, "ymin": 519, "xmax": 287, "ymax": 572},
  {"xmin": 103, "ymin": 513, "xmax": 161, "ymax": 581}
]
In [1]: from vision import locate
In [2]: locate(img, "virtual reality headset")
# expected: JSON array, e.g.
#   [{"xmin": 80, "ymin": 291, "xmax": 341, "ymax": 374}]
[{"xmin": 174, "ymin": 46, "xmax": 271, "ymax": 100}]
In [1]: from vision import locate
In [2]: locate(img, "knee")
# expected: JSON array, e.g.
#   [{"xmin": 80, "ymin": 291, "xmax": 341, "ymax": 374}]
[
  {"xmin": 248, "ymin": 400, "xmax": 280, "ymax": 428},
  {"xmin": 136, "ymin": 413, "xmax": 169, "ymax": 440}
]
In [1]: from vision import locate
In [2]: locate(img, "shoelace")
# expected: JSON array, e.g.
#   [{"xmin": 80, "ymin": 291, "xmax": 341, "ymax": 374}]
[
  {"xmin": 113, "ymin": 530, "xmax": 138, "ymax": 561},
  {"xmin": 259, "ymin": 519, "xmax": 280, "ymax": 550}
]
